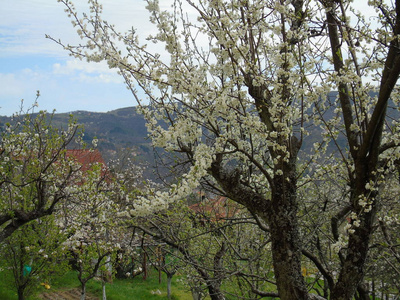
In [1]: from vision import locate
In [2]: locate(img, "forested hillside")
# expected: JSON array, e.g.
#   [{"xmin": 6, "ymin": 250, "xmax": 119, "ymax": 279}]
[
  {"xmin": 0, "ymin": 106, "xmax": 151, "ymax": 161},
  {"xmin": 1, "ymin": 94, "xmax": 397, "ymax": 178}
]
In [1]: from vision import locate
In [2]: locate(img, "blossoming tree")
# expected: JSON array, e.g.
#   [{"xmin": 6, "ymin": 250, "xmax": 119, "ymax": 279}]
[
  {"xmin": 0, "ymin": 110, "xmax": 81, "ymax": 242},
  {"xmin": 134, "ymin": 198, "xmax": 274, "ymax": 300},
  {"xmin": 58, "ymin": 152, "xmax": 119, "ymax": 300},
  {"xmin": 60, "ymin": 149, "xmax": 146, "ymax": 300},
  {"xmin": 53, "ymin": 0, "xmax": 400, "ymax": 299},
  {"xmin": 0, "ymin": 215, "xmax": 70, "ymax": 300}
]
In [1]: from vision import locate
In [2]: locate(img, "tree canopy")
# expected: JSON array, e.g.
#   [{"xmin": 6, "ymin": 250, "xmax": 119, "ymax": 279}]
[
  {"xmin": 53, "ymin": 0, "xmax": 400, "ymax": 299},
  {"xmin": 0, "ymin": 110, "xmax": 81, "ymax": 242}
]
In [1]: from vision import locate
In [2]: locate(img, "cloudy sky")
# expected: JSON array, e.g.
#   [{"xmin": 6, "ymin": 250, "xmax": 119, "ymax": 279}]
[
  {"xmin": 0, "ymin": 0, "xmax": 158, "ymax": 116},
  {"xmin": 0, "ymin": 0, "xmax": 375, "ymax": 117}
]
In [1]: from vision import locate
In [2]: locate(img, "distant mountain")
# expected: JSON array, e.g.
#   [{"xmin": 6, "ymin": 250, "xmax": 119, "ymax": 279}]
[
  {"xmin": 0, "ymin": 106, "xmax": 153, "ymax": 171},
  {"xmin": 1, "ymin": 93, "xmax": 398, "ymax": 180}
]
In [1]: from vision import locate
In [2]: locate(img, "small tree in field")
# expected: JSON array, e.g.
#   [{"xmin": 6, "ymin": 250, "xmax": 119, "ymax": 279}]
[
  {"xmin": 53, "ymin": 0, "xmax": 400, "ymax": 299},
  {"xmin": 0, "ymin": 215, "xmax": 69, "ymax": 300},
  {"xmin": 135, "ymin": 198, "xmax": 274, "ymax": 300},
  {"xmin": 61, "ymin": 151, "xmax": 127, "ymax": 300}
]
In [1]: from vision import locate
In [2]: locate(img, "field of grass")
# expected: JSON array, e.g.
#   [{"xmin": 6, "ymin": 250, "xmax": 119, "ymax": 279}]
[{"xmin": 0, "ymin": 269, "xmax": 193, "ymax": 300}]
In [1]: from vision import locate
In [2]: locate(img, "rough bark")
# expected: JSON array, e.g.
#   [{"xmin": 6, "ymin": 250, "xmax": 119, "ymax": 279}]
[
  {"xmin": 267, "ymin": 174, "xmax": 308, "ymax": 299},
  {"xmin": 265, "ymin": 140, "xmax": 308, "ymax": 300},
  {"xmin": 330, "ymin": 197, "xmax": 376, "ymax": 299},
  {"xmin": 191, "ymin": 287, "xmax": 201, "ymax": 300}
]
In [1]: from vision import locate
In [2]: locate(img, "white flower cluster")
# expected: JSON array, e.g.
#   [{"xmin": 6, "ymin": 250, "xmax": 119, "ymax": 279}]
[
  {"xmin": 358, "ymin": 194, "xmax": 374, "ymax": 213},
  {"xmin": 332, "ymin": 234, "xmax": 348, "ymax": 254},
  {"xmin": 133, "ymin": 144, "xmax": 215, "ymax": 216}
]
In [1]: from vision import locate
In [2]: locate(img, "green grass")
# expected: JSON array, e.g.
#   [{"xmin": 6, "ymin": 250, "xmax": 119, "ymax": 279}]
[
  {"xmin": 1, "ymin": 269, "xmax": 395, "ymax": 300},
  {"xmin": 84, "ymin": 271, "xmax": 193, "ymax": 300},
  {"xmin": 0, "ymin": 285, "xmax": 18, "ymax": 300},
  {"xmin": 0, "ymin": 269, "xmax": 193, "ymax": 300}
]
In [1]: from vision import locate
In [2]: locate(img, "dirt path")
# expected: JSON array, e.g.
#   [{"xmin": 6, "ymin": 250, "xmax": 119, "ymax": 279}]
[{"xmin": 38, "ymin": 288, "xmax": 99, "ymax": 300}]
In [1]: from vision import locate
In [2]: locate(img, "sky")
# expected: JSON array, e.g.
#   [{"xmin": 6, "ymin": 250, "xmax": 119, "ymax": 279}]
[
  {"xmin": 0, "ymin": 0, "xmax": 158, "ymax": 117},
  {"xmin": 0, "ymin": 0, "xmax": 375, "ymax": 117}
]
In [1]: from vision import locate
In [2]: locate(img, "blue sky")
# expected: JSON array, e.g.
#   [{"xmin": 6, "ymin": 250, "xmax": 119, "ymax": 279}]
[
  {"xmin": 0, "ymin": 0, "xmax": 374, "ymax": 117},
  {"xmin": 0, "ymin": 0, "xmax": 155, "ymax": 117}
]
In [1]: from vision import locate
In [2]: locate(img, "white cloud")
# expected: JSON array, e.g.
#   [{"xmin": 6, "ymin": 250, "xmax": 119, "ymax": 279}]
[
  {"xmin": 0, "ymin": 73, "xmax": 26, "ymax": 98},
  {"xmin": 53, "ymin": 59, "xmax": 113, "ymax": 74},
  {"xmin": 0, "ymin": 0, "xmax": 155, "ymax": 58},
  {"xmin": 77, "ymin": 72, "xmax": 122, "ymax": 84},
  {"xmin": 0, "ymin": 71, "xmax": 42, "ymax": 116},
  {"xmin": 52, "ymin": 59, "xmax": 123, "ymax": 84},
  {"xmin": 0, "ymin": 64, "xmax": 133, "ymax": 116}
]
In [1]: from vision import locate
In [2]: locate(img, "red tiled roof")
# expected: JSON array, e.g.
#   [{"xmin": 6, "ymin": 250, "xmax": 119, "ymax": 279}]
[
  {"xmin": 65, "ymin": 149, "xmax": 109, "ymax": 179},
  {"xmin": 189, "ymin": 196, "xmax": 240, "ymax": 220},
  {"xmin": 66, "ymin": 149, "xmax": 106, "ymax": 171}
]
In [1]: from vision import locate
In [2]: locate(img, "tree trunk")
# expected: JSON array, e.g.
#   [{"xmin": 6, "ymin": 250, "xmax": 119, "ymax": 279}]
[
  {"xmin": 266, "ymin": 171, "xmax": 309, "ymax": 300},
  {"xmin": 331, "ymin": 172, "xmax": 378, "ymax": 300},
  {"xmin": 102, "ymin": 281, "xmax": 107, "ymax": 300},
  {"xmin": 371, "ymin": 278, "xmax": 376, "ymax": 300},
  {"xmin": 142, "ymin": 248, "xmax": 147, "ymax": 280},
  {"xmin": 159, "ymin": 265, "xmax": 162, "ymax": 284},
  {"xmin": 357, "ymin": 284, "xmax": 371, "ymax": 300},
  {"xmin": 206, "ymin": 283, "xmax": 226, "ymax": 300},
  {"xmin": 167, "ymin": 274, "xmax": 172, "ymax": 299},
  {"xmin": 210, "ymin": 138, "xmax": 307, "ymax": 299},
  {"xmin": 191, "ymin": 286, "xmax": 201, "ymax": 300},
  {"xmin": 17, "ymin": 286, "xmax": 25, "ymax": 300},
  {"xmin": 80, "ymin": 282, "xmax": 86, "ymax": 300}
]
